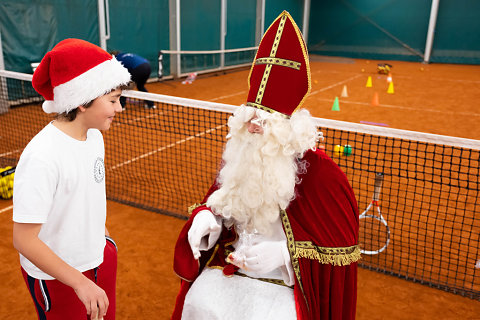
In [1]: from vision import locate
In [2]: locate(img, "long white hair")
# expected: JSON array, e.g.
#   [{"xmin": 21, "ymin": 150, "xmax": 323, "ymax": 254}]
[{"xmin": 206, "ymin": 105, "xmax": 319, "ymax": 234}]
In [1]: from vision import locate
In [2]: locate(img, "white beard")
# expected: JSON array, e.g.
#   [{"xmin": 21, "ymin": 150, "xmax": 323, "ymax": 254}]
[
  {"xmin": 206, "ymin": 106, "xmax": 319, "ymax": 235},
  {"xmin": 207, "ymin": 128, "xmax": 298, "ymax": 235}
]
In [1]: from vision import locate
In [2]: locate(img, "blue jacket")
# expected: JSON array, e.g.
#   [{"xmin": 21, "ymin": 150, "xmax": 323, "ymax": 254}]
[{"xmin": 116, "ymin": 53, "xmax": 149, "ymax": 70}]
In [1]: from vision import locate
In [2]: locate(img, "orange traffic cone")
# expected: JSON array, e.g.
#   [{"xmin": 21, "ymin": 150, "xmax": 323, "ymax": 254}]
[
  {"xmin": 387, "ymin": 81, "xmax": 394, "ymax": 94},
  {"xmin": 341, "ymin": 85, "xmax": 349, "ymax": 98},
  {"xmin": 371, "ymin": 92, "xmax": 379, "ymax": 106}
]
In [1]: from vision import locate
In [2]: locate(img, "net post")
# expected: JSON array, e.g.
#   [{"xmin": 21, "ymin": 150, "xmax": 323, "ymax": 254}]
[
  {"xmin": 158, "ymin": 51, "xmax": 163, "ymax": 79},
  {"xmin": 0, "ymin": 76, "xmax": 8, "ymax": 115},
  {"xmin": 0, "ymin": 32, "xmax": 7, "ymax": 114}
]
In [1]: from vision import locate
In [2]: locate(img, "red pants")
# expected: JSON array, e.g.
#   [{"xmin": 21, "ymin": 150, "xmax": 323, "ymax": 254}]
[{"xmin": 22, "ymin": 237, "xmax": 118, "ymax": 320}]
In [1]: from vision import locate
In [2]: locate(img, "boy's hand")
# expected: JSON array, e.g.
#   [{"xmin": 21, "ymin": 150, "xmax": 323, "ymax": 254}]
[{"xmin": 74, "ymin": 277, "xmax": 109, "ymax": 319}]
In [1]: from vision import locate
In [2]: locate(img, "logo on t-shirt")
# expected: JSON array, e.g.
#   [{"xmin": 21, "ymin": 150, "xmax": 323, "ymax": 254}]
[{"xmin": 94, "ymin": 157, "xmax": 105, "ymax": 183}]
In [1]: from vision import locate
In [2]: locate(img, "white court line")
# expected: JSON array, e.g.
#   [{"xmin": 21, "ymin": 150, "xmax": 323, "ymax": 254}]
[
  {"xmin": 108, "ymin": 91, "xmax": 236, "ymax": 171},
  {"xmin": 311, "ymin": 69, "xmax": 358, "ymax": 75},
  {"xmin": 209, "ymin": 91, "xmax": 247, "ymax": 102},
  {"xmin": 420, "ymin": 76, "xmax": 480, "ymax": 84},
  {"xmin": 112, "ymin": 107, "xmax": 179, "ymax": 128},
  {"xmin": 0, "ymin": 148, "xmax": 22, "ymax": 158},
  {"xmin": 109, "ymin": 124, "xmax": 227, "ymax": 170},
  {"xmin": 381, "ymin": 73, "xmax": 480, "ymax": 84},
  {"xmin": 310, "ymin": 74, "xmax": 362, "ymax": 96},
  {"xmin": 0, "ymin": 205, "xmax": 13, "ymax": 214},
  {"xmin": 315, "ymin": 97, "xmax": 480, "ymax": 117}
]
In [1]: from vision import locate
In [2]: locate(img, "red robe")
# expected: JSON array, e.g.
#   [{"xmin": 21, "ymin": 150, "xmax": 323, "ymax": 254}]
[{"xmin": 172, "ymin": 148, "xmax": 360, "ymax": 319}]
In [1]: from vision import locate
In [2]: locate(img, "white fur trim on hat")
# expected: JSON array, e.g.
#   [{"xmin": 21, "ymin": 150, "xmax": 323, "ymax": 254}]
[{"xmin": 42, "ymin": 57, "xmax": 131, "ymax": 114}]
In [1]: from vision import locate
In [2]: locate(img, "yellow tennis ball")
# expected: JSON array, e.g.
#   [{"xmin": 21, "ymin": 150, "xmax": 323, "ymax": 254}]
[
  {"xmin": 333, "ymin": 145, "xmax": 344, "ymax": 156},
  {"xmin": 0, "ymin": 185, "xmax": 7, "ymax": 199},
  {"xmin": 314, "ymin": 80, "xmax": 318, "ymax": 84},
  {"xmin": 361, "ymin": 68, "xmax": 365, "ymax": 72},
  {"xmin": 2, "ymin": 187, "xmax": 12, "ymax": 199}
]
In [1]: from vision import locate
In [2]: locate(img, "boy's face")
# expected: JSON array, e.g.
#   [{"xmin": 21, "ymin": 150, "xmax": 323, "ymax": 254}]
[{"xmin": 82, "ymin": 89, "xmax": 123, "ymax": 131}]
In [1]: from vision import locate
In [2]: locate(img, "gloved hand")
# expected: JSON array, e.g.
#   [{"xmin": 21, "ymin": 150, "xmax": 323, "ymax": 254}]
[
  {"xmin": 236, "ymin": 240, "xmax": 290, "ymax": 274},
  {"xmin": 188, "ymin": 210, "xmax": 222, "ymax": 260}
]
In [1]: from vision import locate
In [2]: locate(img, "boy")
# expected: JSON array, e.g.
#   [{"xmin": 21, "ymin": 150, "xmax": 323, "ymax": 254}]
[{"xmin": 12, "ymin": 38, "xmax": 131, "ymax": 320}]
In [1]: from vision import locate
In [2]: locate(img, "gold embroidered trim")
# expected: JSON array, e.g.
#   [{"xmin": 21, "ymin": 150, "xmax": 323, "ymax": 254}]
[
  {"xmin": 234, "ymin": 271, "xmax": 294, "ymax": 289},
  {"xmin": 187, "ymin": 203, "xmax": 204, "ymax": 215},
  {"xmin": 245, "ymin": 102, "xmax": 289, "ymax": 117},
  {"xmin": 174, "ymin": 270, "xmax": 197, "ymax": 283},
  {"xmin": 280, "ymin": 209, "xmax": 307, "ymax": 307},
  {"xmin": 255, "ymin": 57, "xmax": 301, "ymax": 70},
  {"xmin": 254, "ymin": 14, "xmax": 287, "ymax": 105},
  {"xmin": 288, "ymin": 13, "xmax": 311, "ymax": 114},
  {"xmin": 294, "ymin": 242, "xmax": 361, "ymax": 266},
  {"xmin": 256, "ymin": 64, "xmax": 271, "ymax": 104},
  {"xmin": 205, "ymin": 244, "xmax": 220, "ymax": 267}
]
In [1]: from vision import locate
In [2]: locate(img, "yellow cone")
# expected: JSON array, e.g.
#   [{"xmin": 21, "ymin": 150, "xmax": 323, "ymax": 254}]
[
  {"xmin": 341, "ymin": 85, "xmax": 348, "ymax": 98},
  {"xmin": 366, "ymin": 76, "xmax": 372, "ymax": 88},
  {"xmin": 387, "ymin": 81, "xmax": 394, "ymax": 94}
]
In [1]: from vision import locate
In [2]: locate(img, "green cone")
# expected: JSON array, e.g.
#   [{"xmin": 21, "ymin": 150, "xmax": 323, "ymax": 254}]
[{"xmin": 332, "ymin": 97, "xmax": 340, "ymax": 111}]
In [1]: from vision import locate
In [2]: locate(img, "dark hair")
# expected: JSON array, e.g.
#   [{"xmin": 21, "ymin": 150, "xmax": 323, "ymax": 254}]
[{"xmin": 55, "ymin": 84, "xmax": 129, "ymax": 121}]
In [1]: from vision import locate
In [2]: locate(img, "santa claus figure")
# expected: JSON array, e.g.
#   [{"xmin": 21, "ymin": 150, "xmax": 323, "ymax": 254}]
[{"xmin": 172, "ymin": 11, "xmax": 360, "ymax": 320}]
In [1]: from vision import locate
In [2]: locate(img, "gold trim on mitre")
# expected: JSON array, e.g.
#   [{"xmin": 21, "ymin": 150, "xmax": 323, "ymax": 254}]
[
  {"xmin": 247, "ymin": 10, "xmax": 311, "ymax": 116},
  {"xmin": 245, "ymin": 102, "xmax": 289, "ymax": 118},
  {"xmin": 255, "ymin": 57, "xmax": 301, "ymax": 70}
]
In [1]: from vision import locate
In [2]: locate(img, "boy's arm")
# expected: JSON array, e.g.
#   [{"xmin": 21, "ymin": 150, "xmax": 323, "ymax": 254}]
[{"xmin": 13, "ymin": 222, "xmax": 108, "ymax": 319}]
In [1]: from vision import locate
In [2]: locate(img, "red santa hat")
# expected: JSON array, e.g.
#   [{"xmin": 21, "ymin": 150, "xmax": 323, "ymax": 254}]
[
  {"xmin": 32, "ymin": 38, "xmax": 131, "ymax": 114},
  {"xmin": 246, "ymin": 11, "xmax": 311, "ymax": 117}
]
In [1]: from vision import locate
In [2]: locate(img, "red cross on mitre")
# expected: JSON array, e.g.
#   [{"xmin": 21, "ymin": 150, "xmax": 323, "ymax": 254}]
[{"xmin": 246, "ymin": 11, "xmax": 311, "ymax": 117}]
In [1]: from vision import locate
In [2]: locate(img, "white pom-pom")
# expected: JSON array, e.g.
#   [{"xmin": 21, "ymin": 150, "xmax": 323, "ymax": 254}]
[{"xmin": 42, "ymin": 100, "xmax": 57, "ymax": 113}]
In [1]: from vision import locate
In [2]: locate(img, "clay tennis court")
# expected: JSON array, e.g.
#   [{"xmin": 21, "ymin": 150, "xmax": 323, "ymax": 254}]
[{"xmin": 1, "ymin": 57, "xmax": 480, "ymax": 319}]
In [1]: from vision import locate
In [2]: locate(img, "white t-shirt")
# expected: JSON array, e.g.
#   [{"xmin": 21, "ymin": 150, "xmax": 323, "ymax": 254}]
[{"xmin": 13, "ymin": 122, "xmax": 107, "ymax": 280}]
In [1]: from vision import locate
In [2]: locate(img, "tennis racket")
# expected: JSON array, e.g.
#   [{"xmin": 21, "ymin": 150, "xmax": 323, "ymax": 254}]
[{"xmin": 359, "ymin": 172, "xmax": 390, "ymax": 255}]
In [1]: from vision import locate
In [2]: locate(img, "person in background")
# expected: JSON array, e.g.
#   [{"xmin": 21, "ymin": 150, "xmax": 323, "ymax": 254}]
[
  {"xmin": 172, "ymin": 11, "xmax": 360, "ymax": 320},
  {"xmin": 13, "ymin": 38, "xmax": 131, "ymax": 320},
  {"xmin": 112, "ymin": 51, "xmax": 155, "ymax": 109}
]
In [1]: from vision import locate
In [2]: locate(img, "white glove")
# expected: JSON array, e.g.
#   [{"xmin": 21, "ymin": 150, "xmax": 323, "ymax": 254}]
[
  {"xmin": 188, "ymin": 210, "xmax": 222, "ymax": 260},
  {"xmin": 238, "ymin": 240, "xmax": 290, "ymax": 275}
]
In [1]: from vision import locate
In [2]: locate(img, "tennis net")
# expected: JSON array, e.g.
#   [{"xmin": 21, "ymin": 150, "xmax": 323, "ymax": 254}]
[{"xmin": 1, "ymin": 70, "xmax": 480, "ymax": 300}]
